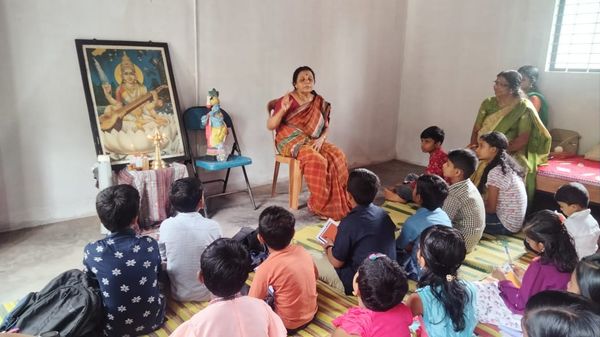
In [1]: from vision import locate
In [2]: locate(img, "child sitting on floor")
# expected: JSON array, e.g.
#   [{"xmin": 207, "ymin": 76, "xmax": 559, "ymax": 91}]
[
  {"xmin": 315, "ymin": 168, "xmax": 397, "ymax": 295},
  {"xmin": 555, "ymin": 182, "xmax": 600, "ymax": 259},
  {"xmin": 248, "ymin": 206, "xmax": 318, "ymax": 334},
  {"xmin": 83, "ymin": 185, "xmax": 165, "ymax": 336},
  {"xmin": 442, "ymin": 149, "xmax": 485, "ymax": 253},
  {"xmin": 475, "ymin": 210, "xmax": 579, "ymax": 331},
  {"xmin": 522, "ymin": 290, "xmax": 600, "ymax": 337},
  {"xmin": 159, "ymin": 177, "xmax": 222, "ymax": 302},
  {"xmin": 405, "ymin": 225, "xmax": 478, "ymax": 337},
  {"xmin": 170, "ymin": 238, "xmax": 286, "ymax": 337},
  {"xmin": 384, "ymin": 126, "xmax": 448, "ymax": 203},
  {"xmin": 475, "ymin": 131, "xmax": 527, "ymax": 235},
  {"xmin": 396, "ymin": 174, "xmax": 451, "ymax": 280},
  {"xmin": 332, "ymin": 254, "xmax": 413, "ymax": 337},
  {"xmin": 568, "ymin": 252, "xmax": 600, "ymax": 305}
]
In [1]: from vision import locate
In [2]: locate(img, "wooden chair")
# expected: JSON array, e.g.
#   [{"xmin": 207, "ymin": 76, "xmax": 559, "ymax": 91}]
[{"xmin": 267, "ymin": 99, "xmax": 303, "ymax": 210}]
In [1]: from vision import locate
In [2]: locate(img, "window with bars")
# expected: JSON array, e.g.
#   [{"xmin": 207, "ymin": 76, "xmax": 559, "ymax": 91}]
[{"xmin": 547, "ymin": 0, "xmax": 600, "ymax": 72}]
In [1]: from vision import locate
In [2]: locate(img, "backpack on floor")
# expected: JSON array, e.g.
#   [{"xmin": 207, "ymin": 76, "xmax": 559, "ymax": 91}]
[
  {"xmin": 232, "ymin": 226, "xmax": 268, "ymax": 270},
  {"xmin": 0, "ymin": 269, "xmax": 102, "ymax": 337}
]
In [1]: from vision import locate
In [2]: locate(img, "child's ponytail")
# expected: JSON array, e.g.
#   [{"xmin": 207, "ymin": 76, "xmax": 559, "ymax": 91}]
[
  {"xmin": 418, "ymin": 225, "xmax": 471, "ymax": 332},
  {"xmin": 477, "ymin": 131, "xmax": 524, "ymax": 193}
]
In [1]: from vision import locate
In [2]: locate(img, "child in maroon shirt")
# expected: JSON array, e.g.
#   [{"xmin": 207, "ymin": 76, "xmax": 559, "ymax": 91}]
[{"xmin": 384, "ymin": 126, "xmax": 448, "ymax": 203}]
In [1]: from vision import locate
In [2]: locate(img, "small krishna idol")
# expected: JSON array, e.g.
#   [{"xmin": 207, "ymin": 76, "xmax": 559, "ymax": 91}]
[{"xmin": 201, "ymin": 88, "xmax": 228, "ymax": 161}]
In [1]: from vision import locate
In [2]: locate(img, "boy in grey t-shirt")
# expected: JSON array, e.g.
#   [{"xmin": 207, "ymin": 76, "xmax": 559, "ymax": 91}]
[{"xmin": 159, "ymin": 178, "xmax": 222, "ymax": 301}]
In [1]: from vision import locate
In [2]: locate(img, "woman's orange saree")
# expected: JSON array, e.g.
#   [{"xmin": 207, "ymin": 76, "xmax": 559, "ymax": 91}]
[{"xmin": 274, "ymin": 94, "xmax": 352, "ymax": 220}]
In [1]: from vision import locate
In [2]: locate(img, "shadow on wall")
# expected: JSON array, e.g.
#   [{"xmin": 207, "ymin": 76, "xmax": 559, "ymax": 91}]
[{"xmin": 0, "ymin": 1, "xmax": 27, "ymax": 232}]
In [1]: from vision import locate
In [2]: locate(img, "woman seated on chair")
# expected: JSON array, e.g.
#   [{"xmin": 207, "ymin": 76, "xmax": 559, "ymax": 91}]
[
  {"xmin": 267, "ymin": 66, "xmax": 352, "ymax": 220},
  {"xmin": 467, "ymin": 70, "xmax": 551, "ymax": 202}
]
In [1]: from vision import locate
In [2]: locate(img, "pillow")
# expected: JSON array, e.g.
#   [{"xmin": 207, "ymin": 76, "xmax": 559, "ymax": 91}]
[{"xmin": 584, "ymin": 143, "xmax": 600, "ymax": 161}]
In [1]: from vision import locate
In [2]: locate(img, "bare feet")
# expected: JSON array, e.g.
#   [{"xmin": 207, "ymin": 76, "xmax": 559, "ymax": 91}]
[{"xmin": 383, "ymin": 187, "xmax": 408, "ymax": 203}]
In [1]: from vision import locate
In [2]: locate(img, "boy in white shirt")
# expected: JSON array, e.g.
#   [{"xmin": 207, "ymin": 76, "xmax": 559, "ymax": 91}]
[
  {"xmin": 555, "ymin": 182, "xmax": 600, "ymax": 259},
  {"xmin": 159, "ymin": 178, "xmax": 222, "ymax": 301}
]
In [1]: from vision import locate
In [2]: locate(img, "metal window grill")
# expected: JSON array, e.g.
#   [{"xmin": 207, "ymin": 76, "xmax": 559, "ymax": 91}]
[{"xmin": 548, "ymin": 0, "xmax": 600, "ymax": 72}]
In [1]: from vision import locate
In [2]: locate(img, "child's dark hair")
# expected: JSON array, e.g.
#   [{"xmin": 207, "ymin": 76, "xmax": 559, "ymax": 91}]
[
  {"xmin": 447, "ymin": 149, "xmax": 478, "ymax": 179},
  {"xmin": 555, "ymin": 182, "xmax": 590, "ymax": 209},
  {"xmin": 357, "ymin": 254, "xmax": 408, "ymax": 312},
  {"xmin": 523, "ymin": 290, "xmax": 600, "ymax": 337},
  {"xmin": 420, "ymin": 126, "xmax": 445, "ymax": 144},
  {"xmin": 347, "ymin": 168, "xmax": 380, "ymax": 206},
  {"xmin": 200, "ymin": 238, "xmax": 251, "ymax": 298},
  {"xmin": 169, "ymin": 177, "xmax": 203, "ymax": 213},
  {"xmin": 415, "ymin": 174, "xmax": 449, "ymax": 211},
  {"xmin": 96, "ymin": 184, "xmax": 140, "ymax": 232},
  {"xmin": 477, "ymin": 131, "xmax": 525, "ymax": 194},
  {"xmin": 575, "ymin": 252, "xmax": 600, "ymax": 304},
  {"xmin": 258, "ymin": 206, "xmax": 295, "ymax": 250},
  {"xmin": 418, "ymin": 225, "xmax": 471, "ymax": 332},
  {"xmin": 523, "ymin": 210, "xmax": 578, "ymax": 273}
]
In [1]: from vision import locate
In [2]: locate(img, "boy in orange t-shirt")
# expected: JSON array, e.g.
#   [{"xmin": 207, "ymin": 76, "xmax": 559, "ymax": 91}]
[{"xmin": 249, "ymin": 206, "xmax": 318, "ymax": 334}]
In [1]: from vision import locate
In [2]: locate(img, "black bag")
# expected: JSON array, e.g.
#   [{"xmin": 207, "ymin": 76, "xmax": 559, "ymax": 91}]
[
  {"xmin": 232, "ymin": 227, "xmax": 269, "ymax": 270},
  {"xmin": 0, "ymin": 269, "xmax": 102, "ymax": 337}
]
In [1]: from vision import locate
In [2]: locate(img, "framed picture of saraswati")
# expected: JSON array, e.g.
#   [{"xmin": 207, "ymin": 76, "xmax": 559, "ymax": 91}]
[{"xmin": 75, "ymin": 39, "xmax": 187, "ymax": 166}]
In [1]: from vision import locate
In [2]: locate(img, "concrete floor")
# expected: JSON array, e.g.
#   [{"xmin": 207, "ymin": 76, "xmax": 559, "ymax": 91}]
[{"xmin": 0, "ymin": 160, "xmax": 422, "ymax": 303}]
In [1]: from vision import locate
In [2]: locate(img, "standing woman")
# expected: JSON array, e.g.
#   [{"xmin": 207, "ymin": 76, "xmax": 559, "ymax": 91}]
[
  {"xmin": 468, "ymin": 70, "xmax": 551, "ymax": 202},
  {"xmin": 267, "ymin": 66, "xmax": 352, "ymax": 220},
  {"xmin": 519, "ymin": 65, "xmax": 549, "ymax": 128}
]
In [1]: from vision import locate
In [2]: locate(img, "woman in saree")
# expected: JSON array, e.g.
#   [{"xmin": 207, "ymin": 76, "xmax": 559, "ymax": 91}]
[
  {"xmin": 519, "ymin": 65, "xmax": 549, "ymax": 128},
  {"xmin": 267, "ymin": 66, "xmax": 352, "ymax": 220},
  {"xmin": 468, "ymin": 70, "xmax": 551, "ymax": 203}
]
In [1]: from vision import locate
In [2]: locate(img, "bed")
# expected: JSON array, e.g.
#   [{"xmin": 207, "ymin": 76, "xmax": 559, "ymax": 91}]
[{"xmin": 536, "ymin": 156, "xmax": 600, "ymax": 204}]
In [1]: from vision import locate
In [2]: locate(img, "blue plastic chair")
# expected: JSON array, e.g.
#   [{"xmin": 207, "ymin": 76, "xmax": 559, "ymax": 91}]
[{"xmin": 183, "ymin": 106, "xmax": 256, "ymax": 217}]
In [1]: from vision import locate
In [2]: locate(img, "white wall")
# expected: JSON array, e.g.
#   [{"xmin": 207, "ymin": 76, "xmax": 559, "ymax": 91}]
[
  {"xmin": 195, "ymin": 0, "xmax": 405, "ymax": 185},
  {"xmin": 0, "ymin": 0, "xmax": 405, "ymax": 232},
  {"xmin": 396, "ymin": 0, "xmax": 600, "ymax": 165},
  {"xmin": 0, "ymin": 0, "xmax": 197, "ymax": 232}
]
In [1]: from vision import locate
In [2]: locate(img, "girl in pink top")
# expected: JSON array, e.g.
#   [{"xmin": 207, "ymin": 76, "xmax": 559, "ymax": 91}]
[{"xmin": 332, "ymin": 254, "xmax": 412, "ymax": 337}]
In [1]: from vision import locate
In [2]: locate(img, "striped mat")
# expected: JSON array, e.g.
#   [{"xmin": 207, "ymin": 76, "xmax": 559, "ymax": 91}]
[
  {"xmin": 381, "ymin": 202, "xmax": 529, "ymax": 273},
  {"xmin": 0, "ymin": 202, "xmax": 535, "ymax": 337},
  {"xmin": 142, "ymin": 201, "xmax": 531, "ymax": 337}
]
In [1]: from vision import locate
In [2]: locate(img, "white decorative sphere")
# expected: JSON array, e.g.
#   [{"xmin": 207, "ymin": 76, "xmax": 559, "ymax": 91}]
[{"xmin": 554, "ymin": 146, "xmax": 564, "ymax": 153}]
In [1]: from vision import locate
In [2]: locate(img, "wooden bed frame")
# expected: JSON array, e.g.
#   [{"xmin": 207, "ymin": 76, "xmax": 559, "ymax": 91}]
[{"xmin": 536, "ymin": 174, "xmax": 600, "ymax": 205}]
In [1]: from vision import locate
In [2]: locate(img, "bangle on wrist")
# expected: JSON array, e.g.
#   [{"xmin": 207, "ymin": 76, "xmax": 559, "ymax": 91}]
[{"xmin": 325, "ymin": 244, "xmax": 334, "ymax": 251}]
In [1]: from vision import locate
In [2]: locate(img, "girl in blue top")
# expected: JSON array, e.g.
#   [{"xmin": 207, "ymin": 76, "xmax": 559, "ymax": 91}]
[{"xmin": 406, "ymin": 225, "xmax": 477, "ymax": 337}]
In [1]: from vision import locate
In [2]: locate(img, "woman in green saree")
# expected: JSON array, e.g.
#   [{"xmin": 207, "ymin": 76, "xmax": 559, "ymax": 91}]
[
  {"xmin": 519, "ymin": 65, "xmax": 549, "ymax": 128},
  {"xmin": 468, "ymin": 70, "xmax": 551, "ymax": 203}
]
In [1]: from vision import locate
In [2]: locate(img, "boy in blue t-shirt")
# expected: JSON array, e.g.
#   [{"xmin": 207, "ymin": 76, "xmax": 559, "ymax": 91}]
[
  {"xmin": 396, "ymin": 174, "xmax": 451, "ymax": 280},
  {"xmin": 317, "ymin": 168, "xmax": 397, "ymax": 295},
  {"xmin": 83, "ymin": 185, "xmax": 165, "ymax": 336}
]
